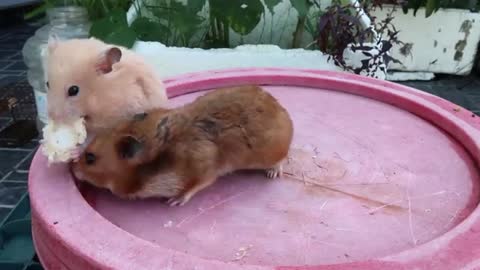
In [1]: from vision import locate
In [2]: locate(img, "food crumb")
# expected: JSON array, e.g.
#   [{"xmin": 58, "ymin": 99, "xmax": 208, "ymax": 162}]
[
  {"xmin": 453, "ymin": 107, "xmax": 461, "ymax": 112},
  {"xmin": 233, "ymin": 245, "xmax": 253, "ymax": 261},
  {"xmin": 53, "ymin": 221, "xmax": 59, "ymax": 225},
  {"xmin": 163, "ymin": 220, "xmax": 173, "ymax": 228}
]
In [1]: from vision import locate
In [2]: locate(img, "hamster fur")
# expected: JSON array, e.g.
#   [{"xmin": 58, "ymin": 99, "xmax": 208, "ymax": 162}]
[
  {"xmin": 71, "ymin": 85, "xmax": 293, "ymax": 206},
  {"xmin": 46, "ymin": 37, "xmax": 168, "ymax": 134}
]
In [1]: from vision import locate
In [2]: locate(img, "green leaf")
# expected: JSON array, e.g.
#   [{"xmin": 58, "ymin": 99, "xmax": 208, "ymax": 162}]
[
  {"xmin": 425, "ymin": 0, "xmax": 439, "ymax": 17},
  {"xmin": 102, "ymin": 8, "xmax": 128, "ymax": 26},
  {"xmin": 171, "ymin": 1, "xmax": 204, "ymax": 45},
  {"xmin": 209, "ymin": 0, "xmax": 227, "ymax": 19},
  {"xmin": 150, "ymin": 6, "xmax": 171, "ymax": 20},
  {"xmin": 291, "ymin": 0, "xmax": 311, "ymax": 17},
  {"xmin": 131, "ymin": 17, "xmax": 170, "ymax": 42},
  {"xmin": 89, "ymin": 9, "xmax": 137, "ymax": 48},
  {"xmin": 210, "ymin": 0, "xmax": 264, "ymax": 35},
  {"xmin": 24, "ymin": 3, "xmax": 48, "ymax": 20},
  {"xmin": 174, "ymin": 15, "xmax": 203, "ymax": 37},
  {"xmin": 89, "ymin": 9, "xmax": 129, "ymax": 39},
  {"xmin": 188, "ymin": 0, "xmax": 207, "ymax": 13},
  {"xmin": 264, "ymin": 0, "xmax": 282, "ymax": 13},
  {"xmin": 103, "ymin": 27, "xmax": 137, "ymax": 48},
  {"xmin": 406, "ymin": 0, "xmax": 423, "ymax": 16}
]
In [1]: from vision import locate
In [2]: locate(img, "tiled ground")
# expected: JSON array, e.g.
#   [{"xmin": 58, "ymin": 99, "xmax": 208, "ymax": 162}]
[
  {"xmin": 0, "ymin": 18, "xmax": 480, "ymax": 223},
  {"xmin": 0, "ymin": 19, "xmax": 40, "ymax": 221}
]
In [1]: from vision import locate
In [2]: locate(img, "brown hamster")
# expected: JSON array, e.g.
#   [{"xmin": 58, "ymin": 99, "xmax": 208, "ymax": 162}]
[
  {"xmin": 46, "ymin": 37, "xmax": 168, "ymax": 134},
  {"xmin": 71, "ymin": 85, "xmax": 293, "ymax": 206}
]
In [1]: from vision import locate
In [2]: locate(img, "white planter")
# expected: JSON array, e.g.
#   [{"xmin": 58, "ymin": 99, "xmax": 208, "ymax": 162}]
[
  {"xmin": 131, "ymin": 41, "xmax": 342, "ymax": 79},
  {"xmin": 372, "ymin": 7, "xmax": 480, "ymax": 75}
]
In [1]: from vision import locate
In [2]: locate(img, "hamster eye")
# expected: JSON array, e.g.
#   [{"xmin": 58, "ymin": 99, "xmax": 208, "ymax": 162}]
[
  {"xmin": 85, "ymin": 152, "xmax": 96, "ymax": 165},
  {"xmin": 46, "ymin": 81, "xmax": 49, "ymax": 88},
  {"xmin": 68, "ymin": 85, "xmax": 79, "ymax": 97}
]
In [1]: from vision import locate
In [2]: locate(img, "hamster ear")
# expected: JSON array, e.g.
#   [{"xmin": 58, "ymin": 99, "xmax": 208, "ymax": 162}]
[
  {"xmin": 47, "ymin": 34, "xmax": 59, "ymax": 53},
  {"xmin": 116, "ymin": 135, "xmax": 143, "ymax": 160},
  {"xmin": 95, "ymin": 47, "xmax": 122, "ymax": 75}
]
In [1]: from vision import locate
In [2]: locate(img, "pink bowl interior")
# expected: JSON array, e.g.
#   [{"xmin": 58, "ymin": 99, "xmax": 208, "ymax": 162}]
[{"xmin": 29, "ymin": 69, "xmax": 480, "ymax": 270}]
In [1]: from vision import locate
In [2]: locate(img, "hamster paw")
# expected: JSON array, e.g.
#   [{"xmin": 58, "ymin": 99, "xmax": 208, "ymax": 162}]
[
  {"xmin": 166, "ymin": 177, "xmax": 217, "ymax": 206},
  {"xmin": 266, "ymin": 164, "xmax": 283, "ymax": 179},
  {"xmin": 167, "ymin": 195, "xmax": 190, "ymax": 207},
  {"xmin": 69, "ymin": 147, "xmax": 83, "ymax": 162}
]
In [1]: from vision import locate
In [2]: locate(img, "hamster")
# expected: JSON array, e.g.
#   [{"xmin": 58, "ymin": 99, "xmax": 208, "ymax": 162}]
[
  {"xmin": 45, "ymin": 37, "xmax": 168, "ymax": 134},
  {"xmin": 71, "ymin": 85, "xmax": 293, "ymax": 206}
]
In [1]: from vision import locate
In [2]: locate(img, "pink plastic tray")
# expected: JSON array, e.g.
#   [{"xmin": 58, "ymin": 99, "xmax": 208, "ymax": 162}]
[{"xmin": 29, "ymin": 69, "xmax": 480, "ymax": 270}]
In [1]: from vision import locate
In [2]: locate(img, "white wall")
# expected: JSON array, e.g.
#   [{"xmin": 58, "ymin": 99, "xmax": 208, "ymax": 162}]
[{"xmin": 372, "ymin": 7, "xmax": 480, "ymax": 75}]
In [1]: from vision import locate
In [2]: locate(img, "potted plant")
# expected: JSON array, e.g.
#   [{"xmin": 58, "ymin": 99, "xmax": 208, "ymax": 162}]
[
  {"xmin": 86, "ymin": 0, "xmax": 346, "ymax": 79},
  {"xmin": 25, "ymin": 0, "xmax": 408, "ymax": 80}
]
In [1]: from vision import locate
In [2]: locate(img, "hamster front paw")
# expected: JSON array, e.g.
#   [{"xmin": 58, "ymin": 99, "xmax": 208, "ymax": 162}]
[
  {"xmin": 69, "ymin": 147, "xmax": 83, "ymax": 162},
  {"xmin": 166, "ymin": 177, "xmax": 217, "ymax": 206}
]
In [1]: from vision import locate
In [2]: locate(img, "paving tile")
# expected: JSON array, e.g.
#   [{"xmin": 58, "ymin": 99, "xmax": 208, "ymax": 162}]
[
  {"xmin": 0, "ymin": 117, "xmax": 12, "ymax": 130},
  {"xmin": 0, "ymin": 149, "xmax": 30, "ymax": 176},
  {"xmin": 0, "ymin": 75, "xmax": 25, "ymax": 88},
  {"xmin": 0, "ymin": 49, "xmax": 17, "ymax": 61},
  {"xmin": 0, "ymin": 180, "xmax": 27, "ymax": 206},
  {"xmin": 463, "ymin": 93, "xmax": 480, "ymax": 110},
  {"xmin": 0, "ymin": 206, "xmax": 13, "ymax": 223},
  {"xmin": 0, "ymin": 60, "xmax": 14, "ymax": 70},
  {"xmin": 437, "ymin": 90, "xmax": 476, "ymax": 109},
  {"xmin": 0, "ymin": 120, "xmax": 40, "ymax": 148},
  {"xmin": 5, "ymin": 60, "xmax": 26, "ymax": 71},
  {"xmin": 398, "ymin": 78, "xmax": 480, "ymax": 112},
  {"xmin": 16, "ymin": 150, "xmax": 35, "ymax": 171},
  {"xmin": 0, "ymin": 70, "xmax": 24, "ymax": 76},
  {"xmin": 400, "ymin": 81, "xmax": 437, "ymax": 94},
  {"xmin": 0, "ymin": 33, "xmax": 10, "ymax": 40},
  {"xmin": 5, "ymin": 170, "xmax": 28, "ymax": 182},
  {"xmin": 7, "ymin": 52, "xmax": 23, "ymax": 61},
  {"xmin": 17, "ymin": 139, "xmax": 39, "ymax": 150},
  {"xmin": 0, "ymin": 43, "xmax": 23, "ymax": 51}
]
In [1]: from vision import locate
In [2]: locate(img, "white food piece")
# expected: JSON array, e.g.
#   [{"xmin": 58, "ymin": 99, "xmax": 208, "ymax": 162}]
[
  {"xmin": 163, "ymin": 220, "xmax": 173, "ymax": 228},
  {"xmin": 41, "ymin": 118, "xmax": 87, "ymax": 164}
]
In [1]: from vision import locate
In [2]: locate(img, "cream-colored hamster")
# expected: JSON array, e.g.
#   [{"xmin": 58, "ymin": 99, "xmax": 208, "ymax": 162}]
[{"xmin": 42, "ymin": 37, "xmax": 168, "ymax": 162}]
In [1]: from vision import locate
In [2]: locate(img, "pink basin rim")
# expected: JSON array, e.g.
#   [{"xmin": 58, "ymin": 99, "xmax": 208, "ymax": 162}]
[{"xmin": 29, "ymin": 68, "xmax": 480, "ymax": 270}]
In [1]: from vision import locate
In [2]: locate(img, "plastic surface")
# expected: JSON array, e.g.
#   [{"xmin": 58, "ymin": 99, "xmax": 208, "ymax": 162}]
[
  {"xmin": 29, "ymin": 69, "xmax": 480, "ymax": 270},
  {"xmin": 0, "ymin": 194, "xmax": 43, "ymax": 270}
]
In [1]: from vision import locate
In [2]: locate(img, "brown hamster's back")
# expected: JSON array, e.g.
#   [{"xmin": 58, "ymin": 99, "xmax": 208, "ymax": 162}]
[
  {"xmin": 126, "ymin": 85, "xmax": 293, "ymax": 173},
  {"xmin": 178, "ymin": 85, "xmax": 293, "ymax": 169}
]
